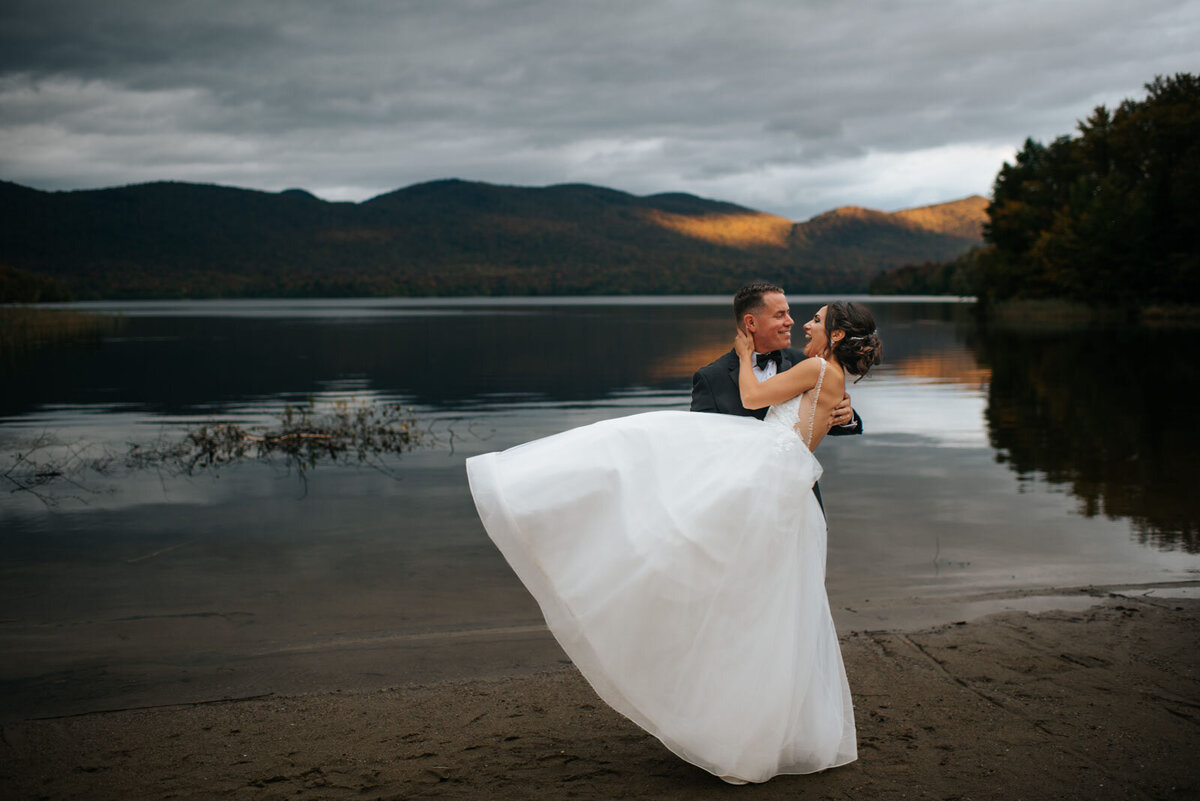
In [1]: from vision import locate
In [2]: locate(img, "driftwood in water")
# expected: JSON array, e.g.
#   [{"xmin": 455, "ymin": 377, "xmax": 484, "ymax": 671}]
[{"xmin": 3, "ymin": 399, "xmax": 424, "ymax": 505}]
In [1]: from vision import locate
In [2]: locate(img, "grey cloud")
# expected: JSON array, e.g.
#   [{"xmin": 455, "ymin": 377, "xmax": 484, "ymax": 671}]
[{"xmin": 1, "ymin": 0, "xmax": 1197, "ymax": 218}]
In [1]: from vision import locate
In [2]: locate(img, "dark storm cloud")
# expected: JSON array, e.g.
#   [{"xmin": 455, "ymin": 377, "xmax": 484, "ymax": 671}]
[{"xmin": 1, "ymin": 0, "xmax": 1196, "ymax": 218}]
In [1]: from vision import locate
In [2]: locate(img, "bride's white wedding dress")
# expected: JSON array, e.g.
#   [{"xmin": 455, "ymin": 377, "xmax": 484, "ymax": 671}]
[{"xmin": 465, "ymin": 358, "xmax": 856, "ymax": 783}]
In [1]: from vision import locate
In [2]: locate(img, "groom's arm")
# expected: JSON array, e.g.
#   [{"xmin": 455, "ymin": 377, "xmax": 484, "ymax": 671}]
[{"xmin": 690, "ymin": 368, "xmax": 719, "ymax": 413}]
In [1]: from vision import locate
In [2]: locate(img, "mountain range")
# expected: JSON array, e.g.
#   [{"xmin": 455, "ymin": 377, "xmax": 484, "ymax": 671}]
[{"xmin": 0, "ymin": 179, "xmax": 986, "ymax": 299}]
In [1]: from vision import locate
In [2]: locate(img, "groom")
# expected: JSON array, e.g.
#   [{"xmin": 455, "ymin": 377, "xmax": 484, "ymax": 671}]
[
  {"xmin": 691, "ymin": 282, "xmax": 861, "ymax": 504},
  {"xmin": 691, "ymin": 281, "xmax": 862, "ymax": 430}
]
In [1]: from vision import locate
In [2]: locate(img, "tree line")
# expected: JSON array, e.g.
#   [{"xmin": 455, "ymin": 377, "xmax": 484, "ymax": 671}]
[{"xmin": 872, "ymin": 73, "xmax": 1199, "ymax": 310}]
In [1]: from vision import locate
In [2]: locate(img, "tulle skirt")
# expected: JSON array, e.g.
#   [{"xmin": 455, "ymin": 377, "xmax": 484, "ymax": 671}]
[{"xmin": 466, "ymin": 410, "xmax": 856, "ymax": 782}]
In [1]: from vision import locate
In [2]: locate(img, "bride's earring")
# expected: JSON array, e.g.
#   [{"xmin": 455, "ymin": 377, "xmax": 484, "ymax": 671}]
[{"xmin": 829, "ymin": 331, "xmax": 844, "ymax": 356}]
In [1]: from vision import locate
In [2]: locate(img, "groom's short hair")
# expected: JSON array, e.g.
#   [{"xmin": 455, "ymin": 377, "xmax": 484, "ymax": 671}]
[{"xmin": 734, "ymin": 281, "xmax": 785, "ymax": 321}]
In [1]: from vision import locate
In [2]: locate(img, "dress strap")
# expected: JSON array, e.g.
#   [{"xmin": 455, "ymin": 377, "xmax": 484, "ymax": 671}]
[{"xmin": 805, "ymin": 358, "xmax": 827, "ymax": 449}]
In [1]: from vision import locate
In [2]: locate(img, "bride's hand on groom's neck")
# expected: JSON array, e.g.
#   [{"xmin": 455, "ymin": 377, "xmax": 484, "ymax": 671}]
[{"xmin": 734, "ymin": 327, "xmax": 754, "ymax": 360}]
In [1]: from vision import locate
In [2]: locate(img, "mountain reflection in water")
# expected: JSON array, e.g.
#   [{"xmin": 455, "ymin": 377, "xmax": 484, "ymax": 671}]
[{"xmin": 0, "ymin": 298, "xmax": 1195, "ymax": 553}]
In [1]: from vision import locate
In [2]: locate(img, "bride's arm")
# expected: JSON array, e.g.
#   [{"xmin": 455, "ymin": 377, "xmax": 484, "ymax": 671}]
[
  {"xmin": 739, "ymin": 358, "xmax": 820, "ymax": 409},
  {"xmin": 734, "ymin": 329, "xmax": 820, "ymax": 409}
]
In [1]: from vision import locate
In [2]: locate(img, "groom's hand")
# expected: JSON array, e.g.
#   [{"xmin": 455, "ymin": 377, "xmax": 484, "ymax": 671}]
[{"xmin": 830, "ymin": 392, "xmax": 855, "ymax": 429}]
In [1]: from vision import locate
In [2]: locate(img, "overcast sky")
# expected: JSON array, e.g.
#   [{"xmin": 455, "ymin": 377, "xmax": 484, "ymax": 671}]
[{"xmin": 1, "ymin": 0, "xmax": 1196, "ymax": 220}]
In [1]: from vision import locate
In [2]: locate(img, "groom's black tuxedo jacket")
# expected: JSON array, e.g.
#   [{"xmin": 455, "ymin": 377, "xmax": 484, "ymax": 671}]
[{"xmin": 689, "ymin": 347, "xmax": 863, "ymax": 432}]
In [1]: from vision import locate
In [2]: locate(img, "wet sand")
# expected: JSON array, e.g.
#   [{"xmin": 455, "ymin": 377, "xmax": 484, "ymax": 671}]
[{"xmin": 3, "ymin": 589, "xmax": 1198, "ymax": 800}]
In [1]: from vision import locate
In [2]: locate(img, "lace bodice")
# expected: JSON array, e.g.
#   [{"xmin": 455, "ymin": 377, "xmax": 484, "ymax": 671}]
[{"xmin": 763, "ymin": 357, "xmax": 826, "ymax": 450}]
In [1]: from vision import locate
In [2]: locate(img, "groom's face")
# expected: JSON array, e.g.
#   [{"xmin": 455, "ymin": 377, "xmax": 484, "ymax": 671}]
[{"xmin": 748, "ymin": 292, "xmax": 794, "ymax": 352}]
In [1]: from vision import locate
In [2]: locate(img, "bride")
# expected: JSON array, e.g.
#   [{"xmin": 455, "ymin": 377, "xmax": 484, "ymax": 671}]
[{"xmin": 466, "ymin": 300, "xmax": 882, "ymax": 784}]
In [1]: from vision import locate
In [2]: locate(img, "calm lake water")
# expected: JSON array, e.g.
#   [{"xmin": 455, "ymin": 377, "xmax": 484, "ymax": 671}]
[{"xmin": 2, "ymin": 296, "xmax": 1197, "ymax": 718}]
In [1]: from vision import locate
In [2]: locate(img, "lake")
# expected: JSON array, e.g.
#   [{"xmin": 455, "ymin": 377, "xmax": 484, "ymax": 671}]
[{"xmin": 2, "ymin": 296, "xmax": 1197, "ymax": 719}]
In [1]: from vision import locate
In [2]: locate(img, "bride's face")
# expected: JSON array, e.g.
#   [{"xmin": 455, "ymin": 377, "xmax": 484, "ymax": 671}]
[{"xmin": 802, "ymin": 306, "xmax": 829, "ymax": 357}]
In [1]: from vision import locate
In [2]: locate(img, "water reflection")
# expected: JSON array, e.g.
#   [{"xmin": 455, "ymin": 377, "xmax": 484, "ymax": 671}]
[
  {"xmin": 892, "ymin": 350, "xmax": 990, "ymax": 387},
  {"xmin": 3, "ymin": 297, "xmax": 1199, "ymax": 719},
  {"xmin": 968, "ymin": 320, "xmax": 1197, "ymax": 552},
  {"xmin": 3, "ymin": 298, "xmax": 1193, "ymax": 556},
  {"xmin": 1, "ymin": 304, "xmax": 727, "ymax": 419},
  {"xmin": 2, "ymin": 299, "xmax": 1194, "ymax": 554},
  {"xmin": 0, "ymin": 307, "xmax": 122, "ymax": 361},
  {"xmin": 3, "ymin": 298, "xmax": 983, "ymax": 419}
]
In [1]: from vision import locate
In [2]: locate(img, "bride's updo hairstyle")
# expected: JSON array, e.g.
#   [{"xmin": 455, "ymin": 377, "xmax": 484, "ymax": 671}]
[{"xmin": 825, "ymin": 301, "xmax": 882, "ymax": 382}]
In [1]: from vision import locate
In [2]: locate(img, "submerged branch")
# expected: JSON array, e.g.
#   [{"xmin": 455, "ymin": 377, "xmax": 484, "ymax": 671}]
[
  {"xmin": 3, "ymin": 399, "xmax": 427, "ymax": 505},
  {"xmin": 171, "ymin": 400, "xmax": 424, "ymax": 476}
]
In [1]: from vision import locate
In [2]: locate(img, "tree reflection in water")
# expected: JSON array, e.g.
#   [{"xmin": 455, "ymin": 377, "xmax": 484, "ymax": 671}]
[
  {"xmin": 968, "ymin": 318, "xmax": 1198, "ymax": 552},
  {"xmin": 0, "ymin": 307, "xmax": 121, "ymax": 360}
]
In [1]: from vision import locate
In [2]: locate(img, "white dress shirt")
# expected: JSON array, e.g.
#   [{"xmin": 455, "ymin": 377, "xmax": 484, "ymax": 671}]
[{"xmin": 751, "ymin": 353, "xmax": 777, "ymax": 383}]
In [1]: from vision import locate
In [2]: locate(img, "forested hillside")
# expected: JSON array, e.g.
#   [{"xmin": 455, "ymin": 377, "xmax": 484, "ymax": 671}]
[{"xmin": 0, "ymin": 179, "xmax": 983, "ymax": 299}]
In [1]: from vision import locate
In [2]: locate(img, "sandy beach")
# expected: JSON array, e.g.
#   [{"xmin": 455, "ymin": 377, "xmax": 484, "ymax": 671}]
[{"xmin": 3, "ymin": 588, "xmax": 1197, "ymax": 801}]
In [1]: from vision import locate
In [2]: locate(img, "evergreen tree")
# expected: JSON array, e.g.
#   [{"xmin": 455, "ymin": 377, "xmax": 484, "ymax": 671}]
[{"xmin": 979, "ymin": 73, "xmax": 1200, "ymax": 308}]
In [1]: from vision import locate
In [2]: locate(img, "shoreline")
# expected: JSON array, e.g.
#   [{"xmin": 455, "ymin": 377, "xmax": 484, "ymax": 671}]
[
  {"xmin": 3, "ymin": 589, "xmax": 1198, "ymax": 800},
  {"xmin": 3, "ymin": 581, "xmax": 1198, "ymax": 725}
]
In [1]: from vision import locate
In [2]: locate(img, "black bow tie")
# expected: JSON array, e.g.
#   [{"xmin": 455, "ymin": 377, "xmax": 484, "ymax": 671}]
[{"xmin": 755, "ymin": 351, "xmax": 782, "ymax": 370}]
